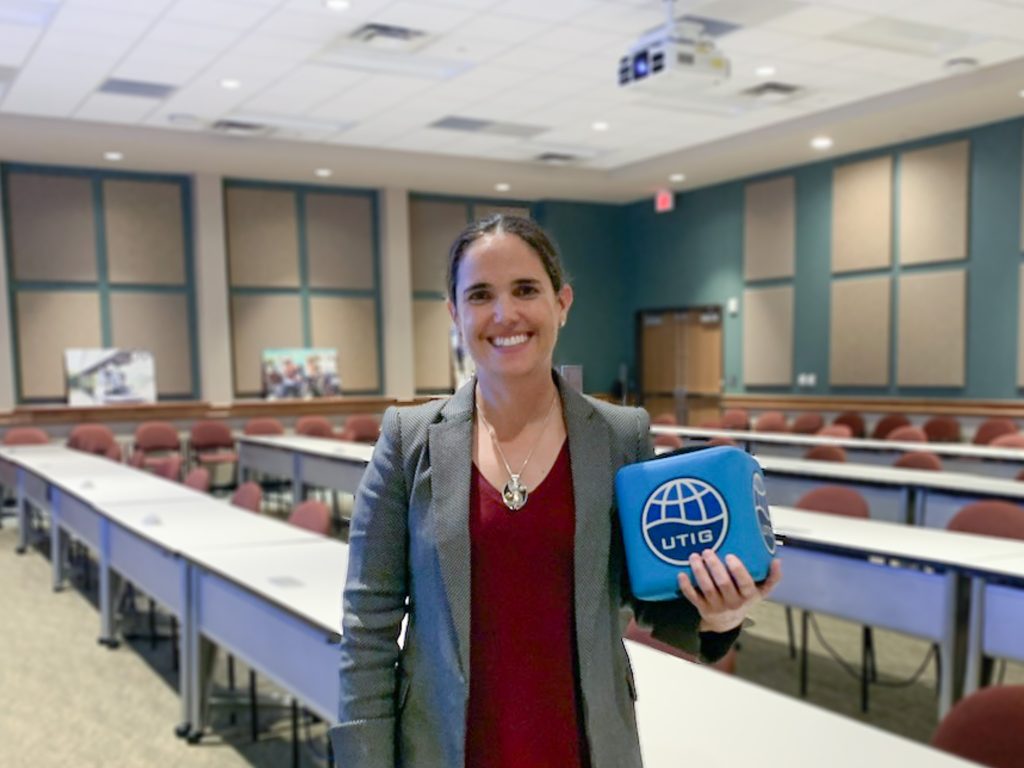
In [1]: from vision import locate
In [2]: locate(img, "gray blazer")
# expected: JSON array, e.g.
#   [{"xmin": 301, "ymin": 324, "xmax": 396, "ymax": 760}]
[{"xmin": 329, "ymin": 374, "xmax": 708, "ymax": 768}]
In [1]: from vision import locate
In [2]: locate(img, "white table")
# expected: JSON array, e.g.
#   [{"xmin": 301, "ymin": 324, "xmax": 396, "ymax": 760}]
[{"xmin": 237, "ymin": 435, "xmax": 373, "ymax": 499}]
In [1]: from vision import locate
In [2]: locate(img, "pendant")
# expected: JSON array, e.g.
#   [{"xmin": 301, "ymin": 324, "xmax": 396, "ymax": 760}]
[{"xmin": 502, "ymin": 475, "xmax": 529, "ymax": 511}]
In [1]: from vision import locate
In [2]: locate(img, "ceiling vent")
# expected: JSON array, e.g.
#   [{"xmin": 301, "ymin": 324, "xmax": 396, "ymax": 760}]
[
  {"xmin": 739, "ymin": 80, "xmax": 804, "ymax": 104},
  {"xmin": 534, "ymin": 152, "xmax": 581, "ymax": 165},
  {"xmin": 830, "ymin": 18, "xmax": 974, "ymax": 57},
  {"xmin": 430, "ymin": 115, "xmax": 546, "ymax": 139},
  {"xmin": 210, "ymin": 119, "xmax": 272, "ymax": 137},
  {"xmin": 319, "ymin": 23, "xmax": 472, "ymax": 79},
  {"xmin": 98, "ymin": 78, "xmax": 176, "ymax": 99},
  {"xmin": 348, "ymin": 22, "xmax": 429, "ymax": 52}
]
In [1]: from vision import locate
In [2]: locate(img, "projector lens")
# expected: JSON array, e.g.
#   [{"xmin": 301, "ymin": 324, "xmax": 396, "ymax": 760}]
[{"xmin": 632, "ymin": 51, "xmax": 650, "ymax": 80}]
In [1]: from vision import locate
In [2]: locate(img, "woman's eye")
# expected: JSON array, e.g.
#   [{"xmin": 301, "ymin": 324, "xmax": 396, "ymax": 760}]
[
  {"xmin": 514, "ymin": 285, "xmax": 539, "ymax": 297},
  {"xmin": 467, "ymin": 290, "xmax": 490, "ymax": 303}
]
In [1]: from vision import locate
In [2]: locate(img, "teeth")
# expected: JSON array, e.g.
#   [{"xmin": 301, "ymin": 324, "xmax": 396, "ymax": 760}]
[{"xmin": 493, "ymin": 334, "xmax": 528, "ymax": 347}]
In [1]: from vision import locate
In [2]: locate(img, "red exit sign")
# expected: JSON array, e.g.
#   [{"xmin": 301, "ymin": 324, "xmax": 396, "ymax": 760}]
[{"xmin": 654, "ymin": 188, "xmax": 674, "ymax": 213}]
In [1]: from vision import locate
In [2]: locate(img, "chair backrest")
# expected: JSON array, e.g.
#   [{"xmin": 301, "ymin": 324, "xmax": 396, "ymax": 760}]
[
  {"xmin": 887, "ymin": 425, "xmax": 927, "ymax": 442},
  {"xmin": 803, "ymin": 445, "xmax": 847, "ymax": 462},
  {"xmin": 871, "ymin": 414, "xmax": 911, "ymax": 440},
  {"xmin": 923, "ymin": 415, "xmax": 961, "ymax": 443},
  {"xmin": 339, "ymin": 414, "xmax": 380, "ymax": 444},
  {"xmin": 153, "ymin": 455, "xmax": 183, "ymax": 482},
  {"xmin": 753, "ymin": 411, "xmax": 788, "ymax": 433},
  {"xmin": 708, "ymin": 436, "xmax": 737, "ymax": 448},
  {"xmin": 991, "ymin": 432, "xmax": 1024, "ymax": 449},
  {"xmin": 67, "ymin": 424, "xmax": 121, "ymax": 460},
  {"xmin": 947, "ymin": 501, "xmax": 1024, "ymax": 541},
  {"xmin": 295, "ymin": 416, "xmax": 335, "ymax": 438},
  {"xmin": 189, "ymin": 420, "xmax": 234, "ymax": 451},
  {"xmin": 2, "ymin": 427, "xmax": 49, "ymax": 445},
  {"xmin": 721, "ymin": 409, "xmax": 749, "ymax": 430},
  {"xmin": 973, "ymin": 418, "xmax": 1018, "ymax": 446},
  {"xmin": 791, "ymin": 413, "xmax": 824, "ymax": 435},
  {"xmin": 795, "ymin": 486, "xmax": 870, "ymax": 519},
  {"xmin": 134, "ymin": 421, "xmax": 180, "ymax": 453},
  {"xmin": 183, "ymin": 467, "xmax": 210, "ymax": 493},
  {"xmin": 894, "ymin": 451, "xmax": 943, "ymax": 471},
  {"xmin": 243, "ymin": 417, "xmax": 285, "ymax": 436},
  {"xmin": 832, "ymin": 412, "xmax": 865, "ymax": 438},
  {"xmin": 653, "ymin": 433, "xmax": 684, "ymax": 450},
  {"xmin": 817, "ymin": 424, "xmax": 852, "ymax": 438},
  {"xmin": 288, "ymin": 499, "xmax": 331, "ymax": 535},
  {"xmin": 931, "ymin": 685, "xmax": 1024, "ymax": 768},
  {"xmin": 230, "ymin": 481, "xmax": 263, "ymax": 513},
  {"xmin": 651, "ymin": 412, "xmax": 677, "ymax": 426},
  {"xmin": 699, "ymin": 418, "xmax": 724, "ymax": 429}
]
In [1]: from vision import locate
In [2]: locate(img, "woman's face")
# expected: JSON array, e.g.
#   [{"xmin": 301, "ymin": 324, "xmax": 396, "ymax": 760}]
[{"xmin": 448, "ymin": 232, "xmax": 572, "ymax": 383}]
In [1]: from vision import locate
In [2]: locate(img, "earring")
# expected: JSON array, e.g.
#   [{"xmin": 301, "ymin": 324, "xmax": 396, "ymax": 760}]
[{"xmin": 560, "ymin": 319, "xmax": 566, "ymax": 328}]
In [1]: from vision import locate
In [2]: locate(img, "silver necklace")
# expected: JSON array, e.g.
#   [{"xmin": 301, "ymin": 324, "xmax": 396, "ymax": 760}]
[{"xmin": 477, "ymin": 392, "xmax": 558, "ymax": 511}]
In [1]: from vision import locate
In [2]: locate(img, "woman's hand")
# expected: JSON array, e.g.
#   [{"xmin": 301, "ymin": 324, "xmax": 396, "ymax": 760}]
[{"xmin": 677, "ymin": 551, "xmax": 782, "ymax": 634}]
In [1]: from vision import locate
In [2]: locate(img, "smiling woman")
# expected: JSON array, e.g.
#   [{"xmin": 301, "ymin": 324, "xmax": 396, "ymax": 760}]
[{"xmin": 330, "ymin": 214, "xmax": 778, "ymax": 768}]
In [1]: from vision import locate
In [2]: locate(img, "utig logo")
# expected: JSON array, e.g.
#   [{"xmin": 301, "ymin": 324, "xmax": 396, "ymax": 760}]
[
  {"xmin": 753, "ymin": 472, "xmax": 775, "ymax": 554},
  {"xmin": 641, "ymin": 478, "xmax": 729, "ymax": 566}
]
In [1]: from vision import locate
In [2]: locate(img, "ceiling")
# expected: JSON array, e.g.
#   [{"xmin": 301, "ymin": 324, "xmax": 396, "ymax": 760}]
[{"xmin": 1, "ymin": 0, "xmax": 1023, "ymax": 202}]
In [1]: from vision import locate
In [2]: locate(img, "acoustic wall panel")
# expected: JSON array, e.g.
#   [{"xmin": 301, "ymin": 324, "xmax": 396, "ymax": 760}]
[
  {"xmin": 470, "ymin": 204, "xmax": 530, "ymax": 220},
  {"xmin": 310, "ymin": 296, "xmax": 379, "ymax": 392},
  {"xmin": 16, "ymin": 291, "xmax": 102, "ymax": 399},
  {"xmin": 225, "ymin": 187, "xmax": 300, "ymax": 287},
  {"xmin": 7, "ymin": 173, "xmax": 97, "ymax": 282},
  {"xmin": 830, "ymin": 276, "xmax": 890, "ymax": 386},
  {"xmin": 742, "ymin": 285, "xmax": 793, "ymax": 386},
  {"xmin": 898, "ymin": 140, "xmax": 969, "ymax": 265},
  {"xmin": 832, "ymin": 156, "xmax": 892, "ymax": 274},
  {"xmin": 110, "ymin": 293, "xmax": 192, "ymax": 395},
  {"xmin": 413, "ymin": 299, "xmax": 453, "ymax": 392},
  {"xmin": 305, "ymin": 193, "xmax": 375, "ymax": 290},
  {"xmin": 744, "ymin": 176, "xmax": 795, "ymax": 281},
  {"xmin": 230, "ymin": 294, "xmax": 303, "ymax": 395},
  {"xmin": 897, "ymin": 269, "xmax": 966, "ymax": 387},
  {"xmin": 410, "ymin": 199, "xmax": 467, "ymax": 294},
  {"xmin": 103, "ymin": 179, "xmax": 185, "ymax": 285}
]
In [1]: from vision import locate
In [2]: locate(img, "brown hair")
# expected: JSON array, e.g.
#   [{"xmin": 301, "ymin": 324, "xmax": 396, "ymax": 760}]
[{"xmin": 446, "ymin": 214, "xmax": 568, "ymax": 305}]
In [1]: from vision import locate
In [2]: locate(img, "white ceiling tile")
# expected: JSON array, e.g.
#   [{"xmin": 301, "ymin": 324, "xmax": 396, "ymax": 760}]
[
  {"xmin": 113, "ymin": 45, "xmax": 220, "ymax": 84},
  {"xmin": 239, "ymin": 64, "xmax": 365, "ymax": 113},
  {"xmin": 961, "ymin": 7, "xmax": 1024, "ymax": 41},
  {"xmin": 208, "ymin": 53, "xmax": 302, "ymax": 80},
  {"xmin": 447, "ymin": 14, "xmax": 549, "ymax": 44},
  {"xmin": 489, "ymin": 44, "xmax": 581, "ymax": 72},
  {"xmin": 530, "ymin": 25, "xmax": 624, "ymax": 55},
  {"xmin": 573, "ymin": 2, "xmax": 666, "ymax": 35},
  {"xmin": 490, "ymin": 0, "xmax": 593, "ymax": 23},
  {"xmin": 75, "ymin": 92, "xmax": 160, "ymax": 122},
  {"xmin": 32, "ymin": 29, "xmax": 138, "ymax": 59},
  {"xmin": 62, "ymin": 0, "xmax": 172, "ymax": 13},
  {"xmin": 143, "ymin": 20, "xmax": 245, "ymax": 51},
  {"xmin": 763, "ymin": 5, "xmax": 869, "ymax": 37},
  {"xmin": 716, "ymin": 26, "xmax": 807, "ymax": 55},
  {"xmin": 309, "ymin": 74, "xmax": 427, "ymax": 121},
  {"xmin": 0, "ymin": 23, "xmax": 42, "ymax": 67},
  {"xmin": 781, "ymin": 38, "xmax": 876, "ymax": 65},
  {"xmin": 165, "ymin": 0, "xmax": 276, "ymax": 30},
  {"xmin": 48, "ymin": 5, "xmax": 156, "ymax": 38},
  {"xmin": 695, "ymin": 0, "xmax": 806, "ymax": 27},
  {"xmin": 255, "ymin": 9, "xmax": 358, "ymax": 42},
  {"xmin": 368, "ymin": 1, "xmax": 478, "ymax": 34},
  {"xmin": 448, "ymin": 65, "xmax": 525, "ymax": 90}
]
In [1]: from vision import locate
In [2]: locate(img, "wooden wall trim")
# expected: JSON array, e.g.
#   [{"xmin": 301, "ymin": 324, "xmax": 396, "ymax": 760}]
[{"xmin": 722, "ymin": 394, "xmax": 1024, "ymax": 419}]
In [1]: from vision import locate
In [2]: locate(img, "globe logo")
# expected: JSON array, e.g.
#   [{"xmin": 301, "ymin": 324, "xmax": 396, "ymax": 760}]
[
  {"xmin": 753, "ymin": 472, "xmax": 775, "ymax": 555},
  {"xmin": 641, "ymin": 478, "xmax": 729, "ymax": 566}
]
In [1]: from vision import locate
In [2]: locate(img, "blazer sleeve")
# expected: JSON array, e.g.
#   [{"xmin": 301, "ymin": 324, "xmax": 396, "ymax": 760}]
[
  {"xmin": 329, "ymin": 407, "xmax": 408, "ymax": 768},
  {"xmin": 624, "ymin": 407, "xmax": 741, "ymax": 663}
]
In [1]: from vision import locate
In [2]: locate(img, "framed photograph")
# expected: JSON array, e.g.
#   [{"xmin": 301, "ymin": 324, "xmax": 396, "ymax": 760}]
[
  {"xmin": 261, "ymin": 348, "xmax": 342, "ymax": 399},
  {"xmin": 64, "ymin": 348, "xmax": 157, "ymax": 406}
]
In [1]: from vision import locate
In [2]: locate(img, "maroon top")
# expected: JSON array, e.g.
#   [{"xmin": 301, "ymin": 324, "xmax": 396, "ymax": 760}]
[{"xmin": 465, "ymin": 440, "xmax": 590, "ymax": 768}]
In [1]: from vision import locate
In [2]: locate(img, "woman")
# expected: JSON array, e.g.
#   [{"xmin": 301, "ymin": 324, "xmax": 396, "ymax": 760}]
[{"xmin": 331, "ymin": 215, "xmax": 781, "ymax": 767}]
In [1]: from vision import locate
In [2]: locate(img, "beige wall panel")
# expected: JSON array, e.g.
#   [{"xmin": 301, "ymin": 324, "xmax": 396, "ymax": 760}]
[
  {"xmin": 413, "ymin": 299, "xmax": 453, "ymax": 391},
  {"xmin": 830, "ymin": 276, "xmax": 891, "ymax": 386},
  {"xmin": 8, "ymin": 173, "xmax": 97, "ymax": 282},
  {"xmin": 306, "ymin": 193, "xmax": 375, "ymax": 290},
  {"xmin": 109, "ymin": 292, "xmax": 192, "ymax": 394},
  {"xmin": 897, "ymin": 269, "xmax": 966, "ymax": 387},
  {"xmin": 409, "ymin": 199, "xmax": 467, "ymax": 293},
  {"xmin": 230, "ymin": 294, "xmax": 302, "ymax": 394},
  {"xmin": 470, "ymin": 204, "xmax": 530, "ymax": 220},
  {"xmin": 744, "ymin": 176, "xmax": 795, "ymax": 281},
  {"xmin": 104, "ymin": 180, "xmax": 185, "ymax": 285},
  {"xmin": 225, "ymin": 187, "xmax": 300, "ymax": 287},
  {"xmin": 310, "ymin": 296, "xmax": 379, "ymax": 392},
  {"xmin": 742, "ymin": 285, "xmax": 793, "ymax": 386},
  {"xmin": 16, "ymin": 291, "xmax": 102, "ymax": 398},
  {"xmin": 1018, "ymin": 265, "xmax": 1024, "ymax": 388},
  {"xmin": 832, "ymin": 156, "xmax": 892, "ymax": 273},
  {"xmin": 898, "ymin": 140, "xmax": 969, "ymax": 265}
]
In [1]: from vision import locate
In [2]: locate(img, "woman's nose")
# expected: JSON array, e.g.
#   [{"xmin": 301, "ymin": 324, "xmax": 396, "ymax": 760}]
[{"xmin": 493, "ymin": 294, "xmax": 516, "ymax": 322}]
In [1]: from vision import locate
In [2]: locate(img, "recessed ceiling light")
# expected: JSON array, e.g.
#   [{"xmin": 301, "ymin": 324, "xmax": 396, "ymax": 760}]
[
  {"xmin": 314, "ymin": 168, "xmax": 332, "ymax": 178},
  {"xmin": 810, "ymin": 135, "xmax": 833, "ymax": 151},
  {"xmin": 755, "ymin": 65, "xmax": 776, "ymax": 78},
  {"xmin": 220, "ymin": 78, "xmax": 241, "ymax": 90},
  {"xmin": 104, "ymin": 151, "xmax": 123, "ymax": 161},
  {"xmin": 591, "ymin": 120, "xmax": 610, "ymax": 132},
  {"xmin": 322, "ymin": 0, "xmax": 350, "ymax": 9},
  {"xmin": 669, "ymin": 173, "xmax": 686, "ymax": 183},
  {"xmin": 494, "ymin": 182, "xmax": 511, "ymax": 192},
  {"xmin": 1019, "ymin": 88, "xmax": 1024, "ymax": 98}
]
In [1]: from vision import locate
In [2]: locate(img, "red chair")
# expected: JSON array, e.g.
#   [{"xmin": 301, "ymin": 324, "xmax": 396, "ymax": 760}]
[
  {"xmin": 288, "ymin": 499, "xmax": 331, "ymax": 536},
  {"xmin": 230, "ymin": 481, "xmax": 263, "ymax": 513},
  {"xmin": 721, "ymin": 409, "xmax": 749, "ymax": 430},
  {"xmin": 183, "ymin": 467, "xmax": 210, "ymax": 493},
  {"xmin": 817, "ymin": 424, "xmax": 852, "ymax": 438},
  {"xmin": 991, "ymin": 433, "xmax": 1024, "ymax": 449},
  {"xmin": 894, "ymin": 452, "xmax": 943, "ymax": 471},
  {"xmin": 131, "ymin": 421, "xmax": 181, "ymax": 469},
  {"xmin": 708, "ymin": 437, "xmax": 737, "ymax": 447},
  {"xmin": 338, "ymin": 414, "xmax": 380, "ymax": 444},
  {"xmin": 947, "ymin": 501, "xmax": 1024, "ymax": 541},
  {"xmin": 153, "ymin": 455, "xmax": 183, "ymax": 482},
  {"xmin": 791, "ymin": 413, "xmax": 824, "ymax": 435},
  {"xmin": 803, "ymin": 445, "xmax": 846, "ymax": 462},
  {"xmin": 871, "ymin": 414, "xmax": 910, "ymax": 440},
  {"xmin": 295, "ymin": 416, "xmax": 335, "ymax": 439},
  {"xmin": 699, "ymin": 418, "xmax": 724, "ymax": 429},
  {"xmin": 243, "ymin": 418, "xmax": 284, "ymax": 436},
  {"xmin": 189, "ymin": 420, "xmax": 237, "ymax": 491},
  {"xmin": 833, "ymin": 412, "xmax": 865, "ymax": 438},
  {"xmin": 974, "ymin": 418, "xmax": 1018, "ymax": 446},
  {"xmin": 67, "ymin": 424, "xmax": 122, "ymax": 461},
  {"xmin": 753, "ymin": 411, "xmax": 788, "ymax": 433},
  {"xmin": 887, "ymin": 425, "xmax": 927, "ymax": 442},
  {"xmin": 654, "ymin": 433, "xmax": 684, "ymax": 450},
  {"xmin": 651, "ymin": 412, "xmax": 678, "ymax": 426},
  {"xmin": 1017, "ymin": 468, "xmax": 1024, "ymax": 482},
  {"xmin": 2, "ymin": 427, "xmax": 49, "ymax": 445},
  {"xmin": 932, "ymin": 685, "xmax": 1024, "ymax": 768},
  {"xmin": 923, "ymin": 416, "xmax": 961, "ymax": 443}
]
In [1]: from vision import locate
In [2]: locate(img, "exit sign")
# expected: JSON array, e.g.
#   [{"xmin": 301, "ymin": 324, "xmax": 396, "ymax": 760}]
[{"xmin": 654, "ymin": 188, "xmax": 674, "ymax": 213}]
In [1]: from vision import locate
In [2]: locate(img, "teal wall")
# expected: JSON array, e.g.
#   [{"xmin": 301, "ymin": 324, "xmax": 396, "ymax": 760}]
[{"xmin": 616, "ymin": 116, "xmax": 1024, "ymax": 400}]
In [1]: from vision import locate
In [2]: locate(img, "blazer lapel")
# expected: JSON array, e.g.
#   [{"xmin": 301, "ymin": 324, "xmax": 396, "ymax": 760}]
[{"xmin": 428, "ymin": 382, "xmax": 475, "ymax": 679}]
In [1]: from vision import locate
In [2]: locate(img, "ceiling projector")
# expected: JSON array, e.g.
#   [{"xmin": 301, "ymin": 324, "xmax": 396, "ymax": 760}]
[{"xmin": 618, "ymin": 14, "xmax": 730, "ymax": 89}]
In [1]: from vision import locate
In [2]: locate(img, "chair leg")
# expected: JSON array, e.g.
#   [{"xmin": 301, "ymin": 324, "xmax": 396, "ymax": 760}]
[
  {"xmin": 785, "ymin": 606, "xmax": 796, "ymax": 660},
  {"xmin": 149, "ymin": 599, "xmax": 157, "ymax": 649},
  {"xmin": 982, "ymin": 656, "xmax": 995, "ymax": 687},
  {"xmin": 291, "ymin": 699, "xmax": 300, "ymax": 768},
  {"xmin": 934, "ymin": 643, "xmax": 942, "ymax": 697},
  {"xmin": 799, "ymin": 610, "xmax": 809, "ymax": 698},
  {"xmin": 170, "ymin": 617, "xmax": 179, "ymax": 672},
  {"xmin": 861, "ymin": 626, "xmax": 872, "ymax": 713},
  {"xmin": 227, "ymin": 655, "xmax": 237, "ymax": 726},
  {"xmin": 250, "ymin": 670, "xmax": 259, "ymax": 742}
]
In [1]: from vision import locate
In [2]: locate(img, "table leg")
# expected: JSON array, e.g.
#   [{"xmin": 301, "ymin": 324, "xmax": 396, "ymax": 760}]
[
  {"xmin": 16, "ymin": 472, "xmax": 29, "ymax": 553},
  {"xmin": 961, "ymin": 578, "xmax": 985, "ymax": 698},
  {"xmin": 98, "ymin": 520, "xmax": 118, "ymax": 647},
  {"xmin": 175, "ymin": 560, "xmax": 192, "ymax": 738},
  {"xmin": 50, "ymin": 491, "xmax": 64, "ymax": 591}
]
